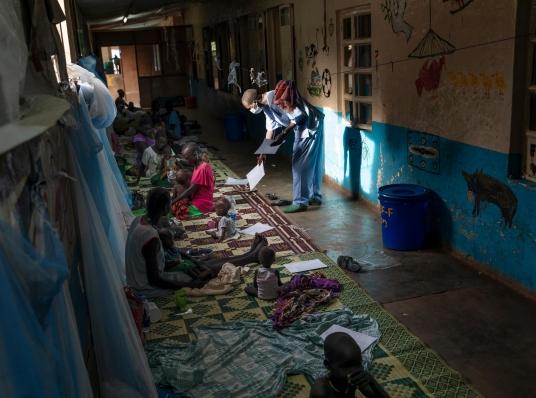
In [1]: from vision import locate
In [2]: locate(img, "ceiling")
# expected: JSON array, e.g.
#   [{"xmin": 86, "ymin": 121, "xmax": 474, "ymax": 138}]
[{"xmin": 77, "ymin": 0, "xmax": 203, "ymax": 23}]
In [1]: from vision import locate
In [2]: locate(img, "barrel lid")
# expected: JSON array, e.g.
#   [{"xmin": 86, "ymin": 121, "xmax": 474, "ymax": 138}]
[{"xmin": 379, "ymin": 184, "xmax": 430, "ymax": 200}]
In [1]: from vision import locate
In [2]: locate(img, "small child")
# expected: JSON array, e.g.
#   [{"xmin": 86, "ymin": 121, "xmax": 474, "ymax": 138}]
[
  {"xmin": 159, "ymin": 228, "xmax": 182, "ymax": 268},
  {"xmin": 206, "ymin": 197, "xmax": 238, "ymax": 242},
  {"xmin": 158, "ymin": 228, "xmax": 212, "ymax": 280},
  {"xmin": 170, "ymin": 169, "xmax": 193, "ymax": 220},
  {"xmin": 310, "ymin": 332, "xmax": 389, "ymax": 398},
  {"xmin": 244, "ymin": 247, "xmax": 282, "ymax": 300}
]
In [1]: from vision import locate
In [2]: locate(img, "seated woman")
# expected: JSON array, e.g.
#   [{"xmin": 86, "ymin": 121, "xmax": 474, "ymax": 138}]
[
  {"xmin": 125, "ymin": 188, "xmax": 268, "ymax": 298},
  {"xmin": 171, "ymin": 143, "xmax": 215, "ymax": 216},
  {"xmin": 132, "ymin": 116, "xmax": 155, "ymax": 173}
]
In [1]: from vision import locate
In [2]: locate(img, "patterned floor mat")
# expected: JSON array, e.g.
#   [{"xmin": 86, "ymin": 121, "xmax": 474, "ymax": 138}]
[
  {"xmin": 118, "ymin": 138, "xmax": 480, "ymax": 398},
  {"xmin": 145, "ymin": 252, "xmax": 480, "ymax": 398}
]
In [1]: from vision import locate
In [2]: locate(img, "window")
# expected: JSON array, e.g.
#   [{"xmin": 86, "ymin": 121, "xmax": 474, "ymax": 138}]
[
  {"xmin": 526, "ymin": 6, "xmax": 536, "ymax": 181},
  {"xmin": 136, "ymin": 44, "xmax": 161, "ymax": 77},
  {"xmin": 339, "ymin": 9, "xmax": 372, "ymax": 129}
]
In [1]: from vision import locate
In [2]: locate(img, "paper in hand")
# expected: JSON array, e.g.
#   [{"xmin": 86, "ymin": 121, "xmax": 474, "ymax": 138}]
[
  {"xmin": 254, "ymin": 139, "xmax": 284, "ymax": 155},
  {"xmin": 246, "ymin": 162, "xmax": 265, "ymax": 190},
  {"xmin": 320, "ymin": 325, "xmax": 378, "ymax": 352}
]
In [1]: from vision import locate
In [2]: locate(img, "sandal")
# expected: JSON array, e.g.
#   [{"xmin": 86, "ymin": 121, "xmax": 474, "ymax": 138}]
[
  {"xmin": 337, "ymin": 256, "xmax": 362, "ymax": 273},
  {"xmin": 266, "ymin": 193, "xmax": 279, "ymax": 200}
]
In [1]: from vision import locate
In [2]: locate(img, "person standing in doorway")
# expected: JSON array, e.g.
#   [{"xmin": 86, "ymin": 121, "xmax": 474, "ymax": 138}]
[{"xmin": 113, "ymin": 54, "xmax": 121, "ymax": 74}]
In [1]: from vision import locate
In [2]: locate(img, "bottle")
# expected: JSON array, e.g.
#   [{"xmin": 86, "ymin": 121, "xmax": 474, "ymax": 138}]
[{"xmin": 228, "ymin": 195, "xmax": 237, "ymax": 221}]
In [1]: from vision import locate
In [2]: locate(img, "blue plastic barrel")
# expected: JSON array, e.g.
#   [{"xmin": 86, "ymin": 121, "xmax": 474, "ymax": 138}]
[
  {"xmin": 224, "ymin": 113, "xmax": 245, "ymax": 141},
  {"xmin": 378, "ymin": 184, "xmax": 431, "ymax": 251}
]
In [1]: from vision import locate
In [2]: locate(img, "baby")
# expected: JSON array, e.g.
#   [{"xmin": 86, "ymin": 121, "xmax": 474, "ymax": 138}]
[
  {"xmin": 310, "ymin": 332, "xmax": 389, "ymax": 398},
  {"xmin": 244, "ymin": 247, "xmax": 282, "ymax": 300},
  {"xmin": 206, "ymin": 197, "xmax": 238, "ymax": 242},
  {"xmin": 159, "ymin": 228, "xmax": 212, "ymax": 280},
  {"xmin": 170, "ymin": 169, "xmax": 193, "ymax": 220}
]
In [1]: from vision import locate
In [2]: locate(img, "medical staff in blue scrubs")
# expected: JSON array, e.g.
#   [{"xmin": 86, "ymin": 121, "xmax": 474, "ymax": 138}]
[{"xmin": 242, "ymin": 81, "xmax": 324, "ymax": 213}]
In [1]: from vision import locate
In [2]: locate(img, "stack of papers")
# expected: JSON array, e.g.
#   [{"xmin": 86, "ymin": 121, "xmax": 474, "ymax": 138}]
[
  {"xmin": 320, "ymin": 325, "xmax": 378, "ymax": 352},
  {"xmin": 284, "ymin": 259, "xmax": 328, "ymax": 273}
]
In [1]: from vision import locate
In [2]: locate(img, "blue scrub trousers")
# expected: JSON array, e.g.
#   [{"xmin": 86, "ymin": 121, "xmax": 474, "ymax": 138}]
[{"xmin": 291, "ymin": 123, "xmax": 324, "ymax": 206}]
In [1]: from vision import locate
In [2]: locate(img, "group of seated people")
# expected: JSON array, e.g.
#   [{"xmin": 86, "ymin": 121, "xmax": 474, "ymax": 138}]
[
  {"xmin": 117, "ymin": 91, "xmax": 389, "ymax": 398},
  {"xmin": 125, "ymin": 187, "xmax": 272, "ymax": 296}
]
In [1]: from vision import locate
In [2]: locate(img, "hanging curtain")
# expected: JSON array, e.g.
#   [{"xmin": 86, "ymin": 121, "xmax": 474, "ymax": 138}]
[
  {"xmin": 0, "ymin": 211, "xmax": 93, "ymax": 398},
  {"xmin": 67, "ymin": 64, "xmax": 157, "ymax": 397}
]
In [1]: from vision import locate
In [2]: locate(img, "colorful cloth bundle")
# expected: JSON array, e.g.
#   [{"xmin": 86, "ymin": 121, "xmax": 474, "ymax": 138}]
[{"xmin": 271, "ymin": 272, "xmax": 342, "ymax": 329}]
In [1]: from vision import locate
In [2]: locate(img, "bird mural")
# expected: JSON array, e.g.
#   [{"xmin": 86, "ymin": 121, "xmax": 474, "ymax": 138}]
[{"xmin": 381, "ymin": 0, "xmax": 413, "ymax": 42}]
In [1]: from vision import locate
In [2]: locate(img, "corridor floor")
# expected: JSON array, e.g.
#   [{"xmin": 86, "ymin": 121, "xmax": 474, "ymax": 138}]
[{"xmin": 182, "ymin": 105, "xmax": 536, "ymax": 398}]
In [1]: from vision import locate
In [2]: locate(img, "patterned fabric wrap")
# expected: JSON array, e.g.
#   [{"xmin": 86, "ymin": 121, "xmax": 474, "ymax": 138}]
[
  {"xmin": 273, "ymin": 80, "xmax": 298, "ymax": 108},
  {"xmin": 271, "ymin": 272, "xmax": 342, "ymax": 329},
  {"xmin": 171, "ymin": 199, "xmax": 190, "ymax": 220}
]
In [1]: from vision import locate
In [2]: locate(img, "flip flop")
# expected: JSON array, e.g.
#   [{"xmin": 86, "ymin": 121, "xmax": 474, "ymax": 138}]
[
  {"xmin": 337, "ymin": 255, "xmax": 362, "ymax": 272},
  {"xmin": 266, "ymin": 193, "xmax": 279, "ymax": 200}
]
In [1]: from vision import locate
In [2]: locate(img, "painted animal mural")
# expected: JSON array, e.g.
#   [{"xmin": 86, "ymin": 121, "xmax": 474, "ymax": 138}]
[
  {"xmin": 462, "ymin": 170, "xmax": 517, "ymax": 228},
  {"xmin": 381, "ymin": 0, "xmax": 413, "ymax": 41}
]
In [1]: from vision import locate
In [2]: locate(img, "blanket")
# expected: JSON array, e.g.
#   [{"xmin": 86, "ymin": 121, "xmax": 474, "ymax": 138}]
[{"xmin": 146, "ymin": 309, "xmax": 379, "ymax": 398}]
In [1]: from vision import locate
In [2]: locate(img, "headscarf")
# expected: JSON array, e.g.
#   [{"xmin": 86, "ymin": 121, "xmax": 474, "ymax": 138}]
[{"xmin": 273, "ymin": 80, "xmax": 299, "ymax": 108}]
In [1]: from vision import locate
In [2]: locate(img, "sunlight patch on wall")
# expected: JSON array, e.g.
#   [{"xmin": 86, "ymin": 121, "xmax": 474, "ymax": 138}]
[
  {"xmin": 323, "ymin": 109, "xmax": 349, "ymax": 184},
  {"xmin": 360, "ymin": 131, "xmax": 376, "ymax": 197}
]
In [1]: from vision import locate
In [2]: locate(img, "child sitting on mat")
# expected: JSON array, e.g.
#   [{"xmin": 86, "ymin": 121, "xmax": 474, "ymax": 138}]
[
  {"xmin": 158, "ymin": 228, "xmax": 212, "ymax": 280},
  {"xmin": 244, "ymin": 247, "xmax": 282, "ymax": 300},
  {"xmin": 206, "ymin": 197, "xmax": 239, "ymax": 242}
]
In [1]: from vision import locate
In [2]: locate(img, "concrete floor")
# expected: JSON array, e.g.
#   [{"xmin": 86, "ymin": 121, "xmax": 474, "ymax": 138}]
[{"xmin": 183, "ymin": 107, "xmax": 536, "ymax": 398}]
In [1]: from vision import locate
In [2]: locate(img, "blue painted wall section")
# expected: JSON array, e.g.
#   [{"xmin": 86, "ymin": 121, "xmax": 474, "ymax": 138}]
[{"xmin": 321, "ymin": 107, "xmax": 536, "ymax": 291}]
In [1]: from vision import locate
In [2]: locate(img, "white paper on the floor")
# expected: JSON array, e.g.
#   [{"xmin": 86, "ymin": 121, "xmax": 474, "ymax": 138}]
[
  {"xmin": 320, "ymin": 325, "xmax": 378, "ymax": 352},
  {"xmin": 240, "ymin": 223, "xmax": 274, "ymax": 235},
  {"xmin": 246, "ymin": 162, "xmax": 265, "ymax": 190},
  {"xmin": 254, "ymin": 139, "xmax": 284, "ymax": 155},
  {"xmin": 284, "ymin": 259, "xmax": 328, "ymax": 273},
  {"xmin": 224, "ymin": 177, "xmax": 249, "ymax": 186}
]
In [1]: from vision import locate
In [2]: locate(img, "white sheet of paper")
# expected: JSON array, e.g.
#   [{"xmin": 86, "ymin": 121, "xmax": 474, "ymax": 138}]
[
  {"xmin": 254, "ymin": 139, "xmax": 284, "ymax": 155},
  {"xmin": 320, "ymin": 325, "xmax": 378, "ymax": 352},
  {"xmin": 224, "ymin": 177, "xmax": 249, "ymax": 186},
  {"xmin": 284, "ymin": 259, "xmax": 328, "ymax": 273},
  {"xmin": 240, "ymin": 223, "xmax": 274, "ymax": 235},
  {"xmin": 246, "ymin": 162, "xmax": 265, "ymax": 190}
]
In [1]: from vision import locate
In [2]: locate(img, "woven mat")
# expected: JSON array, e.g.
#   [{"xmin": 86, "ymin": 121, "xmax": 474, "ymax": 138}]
[{"xmin": 118, "ymin": 138, "xmax": 480, "ymax": 398}]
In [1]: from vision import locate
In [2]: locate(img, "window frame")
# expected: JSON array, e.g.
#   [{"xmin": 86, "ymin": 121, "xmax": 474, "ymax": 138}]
[
  {"xmin": 338, "ymin": 7, "xmax": 373, "ymax": 131},
  {"xmin": 526, "ymin": 32, "xmax": 536, "ymax": 182}
]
